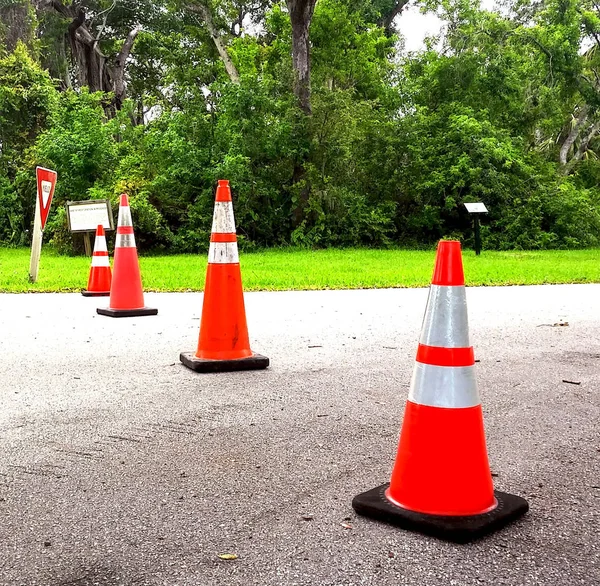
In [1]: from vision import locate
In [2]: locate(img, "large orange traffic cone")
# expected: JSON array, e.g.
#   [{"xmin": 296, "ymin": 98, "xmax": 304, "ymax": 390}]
[
  {"xmin": 82, "ymin": 224, "xmax": 111, "ymax": 297},
  {"xmin": 352, "ymin": 240, "xmax": 528, "ymax": 543},
  {"xmin": 180, "ymin": 180, "xmax": 268, "ymax": 372},
  {"xmin": 97, "ymin": 194, "xmax": 157, "ymax": 318}
]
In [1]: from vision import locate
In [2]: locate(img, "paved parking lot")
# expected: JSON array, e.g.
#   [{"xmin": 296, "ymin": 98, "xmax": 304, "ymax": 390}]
[{"xmin": 0, "ymin": 285, "xmax": 599, "ymax": 585}]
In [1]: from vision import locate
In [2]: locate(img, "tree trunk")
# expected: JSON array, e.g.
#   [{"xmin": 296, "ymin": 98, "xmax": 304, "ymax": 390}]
[
  {"xmin": 187, "ymin": 2, "xmax": 240, "ymax": 84},
  {"xmin": 559, "ymin": 105, "xmax": 589, "ymax": 167},
  {"xmin": 286, "ymin": 0, "xmax": 317, "ymax": 229},
  {"xmin": 287, "ymin": 0, "xmax": 317, "ymax": 115},
  {"xmin": 562, "ymin": 118, "xmax": 600, "ymax": 175},
  {"xmin": 66, "ymin": 8, "xmax": 107, "ymax": 93},
  {"xmin": 0, "ymin": 1, "xmax": 35, "ymax": 52}
]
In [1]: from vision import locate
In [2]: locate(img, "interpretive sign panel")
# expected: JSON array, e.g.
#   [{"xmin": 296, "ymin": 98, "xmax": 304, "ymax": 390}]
[
  {"xmin": 464, "ymin": 202, "xmax": 488, "ymax": 214},
  {"xmin": 67, "ymin": 200, "xmax": 114, "ymax": 233}
]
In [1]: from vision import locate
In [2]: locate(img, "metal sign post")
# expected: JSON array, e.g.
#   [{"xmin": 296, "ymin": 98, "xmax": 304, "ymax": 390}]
[
  {"xmin": 464, "ymin": 202, "xmax": 488, "ymax": 256},
  {"xmin": 29, "ymin": 167, "xmax": 57, "ymax": 283}
]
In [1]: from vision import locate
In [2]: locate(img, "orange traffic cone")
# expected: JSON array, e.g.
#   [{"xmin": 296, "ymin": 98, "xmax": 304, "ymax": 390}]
[
  {"xmin": 82, "ymin": 224, "xmax": 112, "ymax": 297},
  {"xmin": 352, "ymin": 240, "xmax": 528, "ymax": 543},
  {"xmin": 97, "ymin": 194, "xmax": 157, "ymax": 318},
  {"xmin": 180, "ymin": 180, "xmax": 268, "ymax": 372}
]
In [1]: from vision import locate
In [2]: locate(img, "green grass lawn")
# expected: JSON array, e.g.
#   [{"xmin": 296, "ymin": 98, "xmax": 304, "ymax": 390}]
[{"xmin": 0, "ymin": 247, "xmax": 598, "ymax": 292}]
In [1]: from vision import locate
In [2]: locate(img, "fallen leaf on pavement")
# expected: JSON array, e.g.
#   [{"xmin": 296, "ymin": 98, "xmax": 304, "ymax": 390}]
[{"xmin": 217, "ymin": 553, "xmax": 238, "ymax": 561}]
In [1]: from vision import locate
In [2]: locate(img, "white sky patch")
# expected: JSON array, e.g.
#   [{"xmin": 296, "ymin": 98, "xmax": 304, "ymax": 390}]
[{"xmin": 397, "ymin": 0, "xmax": 499, "ymax": 52}]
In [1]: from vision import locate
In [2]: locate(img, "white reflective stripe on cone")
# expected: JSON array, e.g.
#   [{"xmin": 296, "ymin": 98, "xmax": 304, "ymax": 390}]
[
  {"xmin": 94, "ymin": 237, "xmax": 108, "ymax": 253},
  {"xmin": 408, "ymin": 362, "xmax": 480, "ymax": 408},
  {"xmin": 116, "ymin": 234, "xmax": 136, "ymax": 248},
  {"xmin": 419, "ymin": 285, "xmax": 470, "ymax": 348},
  {"xmin": 91, "ymin": 255, "xmax": 110, "ymax": 267},
  {"xmin": 211, "ymin": 202, "xmax": 236, "ymax": 234},
  {"xmin": 208, "ymin": 241, "xmax": 239, "ymax": 264},
  {"xmin": 118, "ymin": 205, "xmax": 134, "ymax": 227}
]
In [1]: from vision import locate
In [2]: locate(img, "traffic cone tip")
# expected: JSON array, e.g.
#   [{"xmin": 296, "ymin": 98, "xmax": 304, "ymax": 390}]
[
  {"xmin": 215, "ymin": 180, "xmax": 232, "ymax": 202},
  {"xmin": 432, "ymin": 240, "xmax": 465, "ymax": 286}
]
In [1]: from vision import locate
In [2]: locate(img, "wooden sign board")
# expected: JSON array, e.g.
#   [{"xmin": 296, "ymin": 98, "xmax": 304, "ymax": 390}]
[{"xmin": 67, "ymin": 200, "xmax": 114, "ymax": 233}]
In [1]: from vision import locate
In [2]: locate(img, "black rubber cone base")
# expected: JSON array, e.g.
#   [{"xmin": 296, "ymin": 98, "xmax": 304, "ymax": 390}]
[
  {"xmin": 97, "ymin": 307, "xmax": 158, "ymax": 318},
  {"xmin": 352, "ymin": 483, "xmax": 529, "ymax": 544},
  {"xmin": 82, "ymin": 290, "xmax": 110, "ymax": 297},
  {"xmin": 180, "ymin": 351, "xmax": 269, "ymax": 373}
]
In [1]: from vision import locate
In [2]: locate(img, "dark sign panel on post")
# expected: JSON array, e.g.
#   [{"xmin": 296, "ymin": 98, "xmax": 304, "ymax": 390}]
[{"xmin": 464, "ymin": 202, "xmax": 488, "ymax": 256}]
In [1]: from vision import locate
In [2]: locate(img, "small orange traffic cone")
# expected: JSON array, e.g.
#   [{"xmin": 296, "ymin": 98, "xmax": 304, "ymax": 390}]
[
  {"xmin": 97, "ymin": 194, "xmax": 157, "ymax": 318},
  {"xmin": 352, "ymin": 240, "xmax": 528, "ymax": 542},
  {"xmin": 180, "ymin": 180, "xmax": 268, "ymax": 372},
  {"xmin": 82, "ymin": 224, "xmax": 111, "ymax": 297}
]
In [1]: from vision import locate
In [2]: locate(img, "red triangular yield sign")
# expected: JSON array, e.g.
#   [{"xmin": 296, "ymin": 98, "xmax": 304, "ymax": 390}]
[{"xmin": 36, "ymin": 166, "xmax": 57, "ymax": 230}]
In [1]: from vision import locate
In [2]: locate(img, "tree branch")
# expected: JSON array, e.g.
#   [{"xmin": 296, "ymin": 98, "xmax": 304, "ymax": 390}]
[
  {"xmin": 112, "ymin": 25, "xmax": 141, "ymax": 109},
  {"xmin": 187, "ymin": 2, "xmax": 240, "ymax": 83},
  {"xmin": 116, "ymin": 25, "xmax": 141, "ymax": 65},
  {"xmin": 379, "ymin": 0, "xmax": 410, "ymax": 35}
]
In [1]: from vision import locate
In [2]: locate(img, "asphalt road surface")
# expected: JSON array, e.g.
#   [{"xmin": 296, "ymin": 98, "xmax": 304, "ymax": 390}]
[{"xmin": 0, "ymin": 285, "xmax": 599, "ymax": 586}]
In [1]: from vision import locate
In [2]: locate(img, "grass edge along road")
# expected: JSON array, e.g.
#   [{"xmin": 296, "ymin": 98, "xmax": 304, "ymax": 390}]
[{"xmin": 0, "ymin": 247, "xmax": 599, "ymax": 293}]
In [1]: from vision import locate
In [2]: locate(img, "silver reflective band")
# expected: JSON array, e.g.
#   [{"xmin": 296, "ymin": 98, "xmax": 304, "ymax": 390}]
[
  {"xmin": 118, "ymin": 205, "xmax": 134, "ymax": 227},
  {"xmin": 408, "ymin": 362, "xmax": 480, "ymax": 408},
  {"xmin": 420, "ymin": 285, "xmax": 470, "ymax": 348},
  {"xmin": 91, "ymin": 256, "xmax": 110, "ymax": 267},
  {"xmin": 211, "ymin": 202, "xmax": 236, "ymax": 234},
  {"xmin": 208, "ymin": 241, "xmax": 239, "ymax": 264},
  {"xmin": 94, "ymin": 237, "xmax": 108, "ymax": 253},
  {"xmin": 116, "ymin": 234, "xmax": 136, "ymax": 248}
]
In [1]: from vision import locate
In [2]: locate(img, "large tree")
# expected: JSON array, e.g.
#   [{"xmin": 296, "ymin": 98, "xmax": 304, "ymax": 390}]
[
  {"xmin": 0, "ymin": 0, "xmax": 38, "ymax": 52},
  {"xmin": 33, "ymin": 0, "xmax": 158, "ymax": 112},
  {"xmin": 286, "ymin": 0, "xmax": 317, "ymax": 114}
]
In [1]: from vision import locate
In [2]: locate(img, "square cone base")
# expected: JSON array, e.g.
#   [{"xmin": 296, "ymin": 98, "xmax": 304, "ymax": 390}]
[
  {"xmin": 352, "ymin": 483, "xmax": 529, "ymax": 544},
  {"xmin": 82, "ymin": 290, "xmax": 110, "ymax": 297},
  {"xmin": 180, "ymin": 351, "xmax": 269, "ymax": 373},
  {"xmin": 97, "ymin": 307, "xmax": 158, "ymax": 318}
]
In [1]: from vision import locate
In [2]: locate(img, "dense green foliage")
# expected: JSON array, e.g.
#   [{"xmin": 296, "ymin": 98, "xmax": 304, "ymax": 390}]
[{"xmin": 1, "ymin": 0, "xmax": 599, "ymax": 252}]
